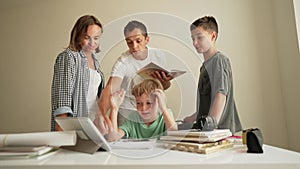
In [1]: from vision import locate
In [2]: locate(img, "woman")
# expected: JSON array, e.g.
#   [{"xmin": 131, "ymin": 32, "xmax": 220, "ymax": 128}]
[{"xmin": 51, "ymin": 15, "xmax": 107, "ymax": 133}]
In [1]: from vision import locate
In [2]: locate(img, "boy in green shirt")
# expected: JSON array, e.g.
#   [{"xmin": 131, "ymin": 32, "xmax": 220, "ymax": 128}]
[{"xmin": 106, "ymin": 79, "xmax": 177, "ymax": 141}]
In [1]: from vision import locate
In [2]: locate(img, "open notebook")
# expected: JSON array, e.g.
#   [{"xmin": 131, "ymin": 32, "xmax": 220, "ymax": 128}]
[{"xmin": 55, "ymin": 117, "xmax": 155, "ymax": 154}]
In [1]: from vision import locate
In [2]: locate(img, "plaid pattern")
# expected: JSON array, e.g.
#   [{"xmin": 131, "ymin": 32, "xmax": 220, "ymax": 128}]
[{"xmin": 51, "ymin": 49, "xmax": 104, "ymax": 131}]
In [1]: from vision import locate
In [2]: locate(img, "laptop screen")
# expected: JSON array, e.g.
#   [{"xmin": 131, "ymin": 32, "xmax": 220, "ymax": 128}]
[{"xmin": 55, "ymin": 117, "xmax": 111, "ymax": 152}]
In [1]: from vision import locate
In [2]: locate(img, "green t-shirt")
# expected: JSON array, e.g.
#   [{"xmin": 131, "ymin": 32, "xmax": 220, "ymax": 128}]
[{"xmin": 119, "ymin": 109, "xmax": 173, "ymax": 139}]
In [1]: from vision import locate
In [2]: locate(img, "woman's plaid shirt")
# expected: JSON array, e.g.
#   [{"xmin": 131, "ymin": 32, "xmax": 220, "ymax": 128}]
[{"xmin": 51, "ymin": 49, "xmax": 104, "ymax": 131}]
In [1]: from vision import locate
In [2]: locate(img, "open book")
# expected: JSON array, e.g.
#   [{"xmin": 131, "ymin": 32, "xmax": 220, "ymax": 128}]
[{"xmin": 137, "ymin": 62, "xmax": 186, "ymax": 78}]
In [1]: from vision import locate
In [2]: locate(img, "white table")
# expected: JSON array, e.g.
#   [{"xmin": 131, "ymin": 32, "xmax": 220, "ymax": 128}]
[{"xmin": 1, "ymin": 145, "xmax": 300, "ymax": 169}]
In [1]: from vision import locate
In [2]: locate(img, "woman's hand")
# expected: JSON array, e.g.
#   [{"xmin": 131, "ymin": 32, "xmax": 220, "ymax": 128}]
[{"xmin": 55, "ymin": 113, "xmax": 68, "ymax": 131}]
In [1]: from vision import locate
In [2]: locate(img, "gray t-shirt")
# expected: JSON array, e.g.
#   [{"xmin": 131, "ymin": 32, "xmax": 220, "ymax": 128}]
[{"xmin": 196, "ymin": 51, "xmax": 242, "ymax": 133}]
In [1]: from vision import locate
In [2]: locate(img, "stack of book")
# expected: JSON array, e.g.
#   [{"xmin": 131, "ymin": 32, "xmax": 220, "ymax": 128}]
[
  {"xmin": 159, "ymin": 129, "xmax": 233, "ymax": 154},
  {"xmin": 0, "ymin": 131, "xmax": 76, "ymax": 159}
]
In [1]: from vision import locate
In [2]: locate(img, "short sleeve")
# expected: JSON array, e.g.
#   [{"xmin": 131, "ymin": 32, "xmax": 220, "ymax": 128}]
[
  {"xmin": 111, "ymin": 56, "xmax": 127, "ymax": 79},
  {"xmin": 119, "ymin": 120, "xmax": 132, "ymax": 138},
  {"xmin": 211, "ymin": 56, "xmax": 231, "ymax": 96}
]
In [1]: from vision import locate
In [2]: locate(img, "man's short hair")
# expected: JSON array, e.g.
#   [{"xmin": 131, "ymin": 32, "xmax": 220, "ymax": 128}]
[{"xmin": 124, "ymin": 20, "xmax": 148, "ymax": 37}]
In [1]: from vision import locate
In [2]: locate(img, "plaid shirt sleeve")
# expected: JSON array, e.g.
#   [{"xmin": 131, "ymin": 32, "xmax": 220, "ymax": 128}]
[{"xmin": 51, "ymin": 50, "xmax": 76, "ymax": 130}]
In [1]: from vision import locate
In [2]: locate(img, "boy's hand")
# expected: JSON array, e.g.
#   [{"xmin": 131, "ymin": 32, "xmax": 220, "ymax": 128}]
[
  {"xmin": 93, "ymin": 113, "xmax": 109, "ymax": 135},
  {"xmin": 110, "ymin": 89, "xmax": 126, "ymax": 110},
  {"xmin": 152, "ymin": 89, "xmax": 168, "ymax": 113}
]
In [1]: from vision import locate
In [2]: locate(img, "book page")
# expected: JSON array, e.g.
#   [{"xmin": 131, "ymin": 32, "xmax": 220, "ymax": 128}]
[
  {"xmin": 0, "ymin": 146, "xmax": 54, "ymax": 156},
  {"xmin": 0, "ymin": 146, "xmax": 58, "ymax": 159},
  {"xmin": 0, "ymin": 145, "xmax": 50, "ymax": 152},
  {"xmin": 160, "ymin": 131, "xmax": 232, "ymax": 143},
  {"xmin": 167, "ymin": 129, "xmax": 232, "ymax": 137}
]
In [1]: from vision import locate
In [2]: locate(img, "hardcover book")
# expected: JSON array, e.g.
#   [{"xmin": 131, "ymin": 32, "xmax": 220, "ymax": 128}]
[{"xmin": 137, "ymin": 62, "xmax": 186, "ymax": 78}]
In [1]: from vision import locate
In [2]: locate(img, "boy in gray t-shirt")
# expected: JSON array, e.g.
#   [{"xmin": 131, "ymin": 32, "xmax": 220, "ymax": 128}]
[{"xmin": 183, "ymin": 16, "xmax": 242, "ymax": 133}]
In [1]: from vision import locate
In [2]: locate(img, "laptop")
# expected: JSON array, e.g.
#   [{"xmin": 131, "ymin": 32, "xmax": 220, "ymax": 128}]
[
  {"xmin": 55, "ymin": 117, "xmax": 155, "ymax": 154},
  {"xmin": 55, "ymin": 117, "xmax": 111, "ymax": 153}
]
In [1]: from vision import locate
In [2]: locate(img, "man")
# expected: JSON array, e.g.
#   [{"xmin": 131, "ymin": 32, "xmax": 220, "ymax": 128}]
[{"xmin": 97, "ymin": 20, "xmax": 173, "ymax": 127}]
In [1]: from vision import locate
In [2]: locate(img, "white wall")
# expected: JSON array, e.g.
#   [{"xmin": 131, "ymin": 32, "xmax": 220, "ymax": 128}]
[
  {"xmin": 273, "ymin": 0, "xmax": 300, "ymax": 152},
  {"xmin": 0, "ymin": 0, "xmax": 299, "ymax": 152}
]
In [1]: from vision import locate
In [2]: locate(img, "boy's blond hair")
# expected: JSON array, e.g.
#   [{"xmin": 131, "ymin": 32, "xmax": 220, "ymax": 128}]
[{"xmin": 132, "ymin": 79, "xmax": 164, "ymax": 97}]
